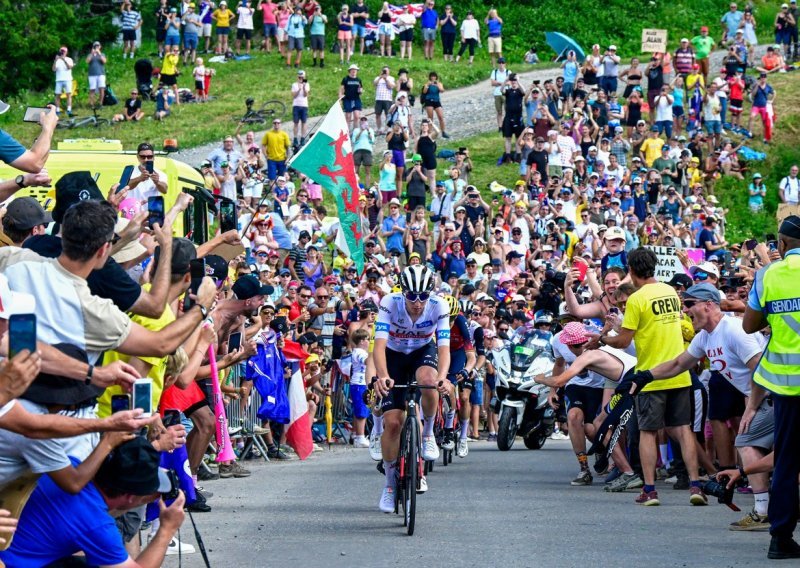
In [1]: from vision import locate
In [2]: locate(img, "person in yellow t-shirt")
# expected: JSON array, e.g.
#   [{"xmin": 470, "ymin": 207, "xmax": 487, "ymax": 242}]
[
  {"xmin": 212, "ymin": 2, "xmax": 235, "ymax": 54},
  {"xmin": 639, "ymin": 127, "xmax": 665, "ymax": 167},
  {"xmin": 596, "ymin": 247, "xmax": 701, "ymax": 507},
  {"xmin": 261, "ymin": 119, "xmax": 292, "ymax": 180}
]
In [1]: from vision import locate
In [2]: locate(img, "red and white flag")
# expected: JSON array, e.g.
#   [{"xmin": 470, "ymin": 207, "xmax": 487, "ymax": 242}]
[{"xmin": 285, "ymin": 368, "xmax": 314, "ymax": 460}]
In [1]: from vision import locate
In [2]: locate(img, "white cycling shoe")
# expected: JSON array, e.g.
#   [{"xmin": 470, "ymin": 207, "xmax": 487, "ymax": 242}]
[
  {"xmin": 417, "ymin": 476, "xmax": 428, "ymax": 494},
  {"xmin": 369, "ymin": 431, "xmax": 383, "ymax": 461},
  {"xmin": 379, "ymin": 486, "xmax": 396, "ymax": 513},
  {"xmin": 457, "ymin": 438, "xmax": 469, "ymax": 458},
  {"xmin": 421, "ymin": 435, "xmax": 440, "ymax": 461}
]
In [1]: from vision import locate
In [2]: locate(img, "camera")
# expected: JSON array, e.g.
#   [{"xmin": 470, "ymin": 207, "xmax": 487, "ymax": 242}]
[
  {"xmin": 162, "ymin": 469, "xmax": 181, "ymax": 501},
  {"xmin": 701, "ymin": 476, "xmax": 740, "ymax": 511}
]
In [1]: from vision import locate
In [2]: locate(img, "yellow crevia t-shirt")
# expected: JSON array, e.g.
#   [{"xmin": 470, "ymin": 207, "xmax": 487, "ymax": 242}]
[{"xmin": 622, "ymin": 281, "xmax": 691, "ymax": 391}]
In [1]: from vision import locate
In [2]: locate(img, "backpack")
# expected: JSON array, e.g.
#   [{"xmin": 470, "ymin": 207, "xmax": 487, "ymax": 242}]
[{"xmin": 102, "ymin": 85, "xmax": 118, "ymax": 106}]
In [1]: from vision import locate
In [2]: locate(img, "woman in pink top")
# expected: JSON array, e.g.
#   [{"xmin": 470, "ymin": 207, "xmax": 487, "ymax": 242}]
[{"xmin": 259, "ymin": 0, "xmax": 279, "ymax": 52}]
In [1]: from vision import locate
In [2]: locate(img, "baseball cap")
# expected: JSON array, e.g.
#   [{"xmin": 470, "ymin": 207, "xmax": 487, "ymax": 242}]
[
  {"xmin": 0, "ymin": 273, "xmax": 36, "ymax": 319},
  {"xmin": 95, "ymin": 437, "xmax": 173, "ymax": 496},
  {"xmin": 684, "ymin": 283, "xmax": 721, "ymax": 304},
  {"xmin": 604, "ymin": 226, "xmax": 626, "ymax": 241},
  {"xmin": 388, "ymin": 198, "xmax": 402, "ymax": 206},
  {"xmin": 700, "ymin": 25, "xmax": 708, "ymax": 32},
  {"xmin": 506, "ymin": 250, "xmax": 524, "ymax": 259},
  {"xmin": 497, "ymin": 57, "xmax": 506, "ymax": 63},
  {"xmin": 52, "ymin": 171, "xmax": 104, "ymax": 224},
  {"xmin": 279, "ymin": 268, "xmax": 291, "ymax": 276},
  {"xmin": 4, "ymin": 197, "xmax": 52, "ymax": 231},
  {"xmin": 349, "ymin": 64, "xmax": 360, "ymax": 71},
  {"xmin": 152, "ymin": 237, "xmax": 196, "ymax": 276},
  {"xmin": 667, "ymin": 273, "xmax": 694, "ymax": 289},
  {"xmin": 204, "ymin": 254, "xmax": 229, "ymax": 281},
  {"xmin": 560, "ymin": 321, "xmax": 589, "ymax": 346},
  {"xmin": 298, "ymin": 230, "xmax": 311, "ymax": 240},
  {"xmin": 688, "ymin": 262, "xmax": 720, "ymax": 279},
  {"xmin": 511, "ymin": 294, "xmax": 526, "ymax": 302},
  {"xmin": 232, "ymin": 274, "xmax": 275, "ymax": 299}
]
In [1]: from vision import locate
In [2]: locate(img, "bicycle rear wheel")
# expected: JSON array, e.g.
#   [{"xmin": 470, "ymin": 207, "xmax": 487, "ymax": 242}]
[
  {"xmin": 405, "ymin": 415, "xmax": 419, "ymax": 536},
  {"xmin": 258, "ymin": 100, "xmax": 286, "ymax": 120},
  {"xmin": 94, "ymin": 119, "xmax": 110, "ymax": 127}
]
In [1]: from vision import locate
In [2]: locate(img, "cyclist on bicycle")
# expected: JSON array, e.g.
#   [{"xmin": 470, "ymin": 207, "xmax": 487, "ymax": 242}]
[
  {"xmin": 441, "ymin": 295, "xmax": 477, "ymax": 458},
  {"xmin": 373, "ymin": 265, "xmax": 452, "ymax": 513}
]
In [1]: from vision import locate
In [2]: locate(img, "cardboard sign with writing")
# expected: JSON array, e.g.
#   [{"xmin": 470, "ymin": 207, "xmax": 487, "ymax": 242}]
[
  {"xmin": 646, "ymin": 245, "xmax": 704, "ymax": 282},
  {"xmin": 642, "ymin": 29, "xmax": 668, "ymax": 53}
]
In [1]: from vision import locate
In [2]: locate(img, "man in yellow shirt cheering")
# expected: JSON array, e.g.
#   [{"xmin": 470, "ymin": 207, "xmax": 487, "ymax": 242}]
[
  {"xmin": 596, "ymin": 247, "xmax": 703, "ymax": 507},
  {"xmin": 639, "ymin": 126, "xmax": 665, "ymax": 168},
  {"xmin": 261, "ymin": 118, "xmax": 291, "ymax": 181}
]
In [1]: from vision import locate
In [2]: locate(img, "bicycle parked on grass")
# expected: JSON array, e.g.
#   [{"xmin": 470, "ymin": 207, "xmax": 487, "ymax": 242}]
[
  {"xmin": 55, "ymin": 106, "xmax": 110, "ymax": 129},
  {"xmin": 231, "ymin": 97, "xmax": 286, "ymax": 125}
]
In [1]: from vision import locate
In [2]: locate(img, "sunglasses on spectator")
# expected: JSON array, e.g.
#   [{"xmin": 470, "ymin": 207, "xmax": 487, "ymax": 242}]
[
  {"xmin": 692, "ymin": 272, "xmax": 709, "ymax": 281},
  {"xmin": 138, "ymin": 153, "xmax": 155, "ymax": 159},
  {"xmin": 404, "ymin": 292, "xmax": 430, "ymax": 303},
  {"xmin": 300, "ymin": 293, "xmax": 312, "ymax": 298},
  {"xmin": 256, "ymin": 252, "xmax": 268, "ymax": 256},
  {"xmin": 682, "ymin": 300, "xmax": 706, "ymax": 308},
  {"xmin": 316, "ymin": 294, "xmax": 329, "ymax": 299},
  {"xmin": 288, "ymin": 287, "xmax": 298, "ymax": 291}
]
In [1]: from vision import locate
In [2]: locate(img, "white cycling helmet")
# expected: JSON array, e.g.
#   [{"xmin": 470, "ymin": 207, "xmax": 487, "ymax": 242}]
[{"xmin": 399, "ymin": 264, "xmax": 435, "ymax": 295}]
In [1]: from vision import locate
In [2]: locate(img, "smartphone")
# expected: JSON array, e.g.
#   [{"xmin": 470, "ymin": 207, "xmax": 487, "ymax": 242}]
[
  {"xmin": 111, "ymin": 394, "xmax": 131, "ymax": 414},
  {"xmin": 608, "ymin": 307, "xmax": 620, "ymax": 316},
  {"xmin": 184, "ymin": 258, "xmax": 206, "ymax": 311},
  {"xmin": 23, "ymin": 107, "xmax": 50, "ymax": 123},
  {"xmin": 117, "ymin": 165, "xmax": 135, "ymax": 194},
  {"xmin": 132, "ymin": 379, "xmax": 153, "ymax": 417},
  {"xmin": 768, "ymin": 240, "xmax": 778, "ymax": 252},
  {"xmin": 8, "ymin": 314, "xmax": 36, "ymax": 359},
  {"xmin": 219, "ymin": 199, "xmax": 237, "ymax": 233},
  {"xmin": 745, "ymin": 239, "xmax": 758, "ymax": 251},
  {"xmin": 228, "ymin": 331, "xmax": 242, "ymax": 351},
  {"xmin": 575, "ymin": 261, "xmax": 588, "ymax": 283},
  {"xmin": 162, "ymin": 408, "xmax": 181, "ymax": 427},
  {"xmin": 144, "ymin": 160, "xmax": 154, "ymax": 174},
  {"xmin": 147, "ymin": 196, "xmax": 165, "ymax": 229}
]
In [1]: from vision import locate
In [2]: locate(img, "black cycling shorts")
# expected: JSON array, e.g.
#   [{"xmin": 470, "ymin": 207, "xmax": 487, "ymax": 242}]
[
  {"xmin": 707, "ymin": 371, "xmax": 745, "ymax": 421},
  {"xmin": 380, "ymin": 342, "xmax": 438, "ymax": 413},
  {"xmin": 564, "ymin": 384, "xmax": 604, "ymax": 423}
]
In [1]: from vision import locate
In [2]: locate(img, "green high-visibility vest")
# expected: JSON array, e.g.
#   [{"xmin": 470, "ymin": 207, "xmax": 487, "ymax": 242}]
[{"xmin": 753, "ymin": 253, "xmax": 800, "ymax": 396}]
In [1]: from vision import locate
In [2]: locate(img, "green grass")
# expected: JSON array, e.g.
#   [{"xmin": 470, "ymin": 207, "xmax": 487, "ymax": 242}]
[{"xmin": 0, "ymin": 39, "xmax": 502, "ymax": 154}]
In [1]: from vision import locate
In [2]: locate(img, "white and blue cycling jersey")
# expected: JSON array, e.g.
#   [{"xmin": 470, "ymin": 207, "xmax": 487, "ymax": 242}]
[{"xmin": 375, "ymin": 292, "xmax": 450, "ymax": 354}]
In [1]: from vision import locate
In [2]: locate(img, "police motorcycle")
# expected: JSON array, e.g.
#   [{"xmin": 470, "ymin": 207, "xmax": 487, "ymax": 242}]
[{"xmin": 494, "ymin": 311, "xmax": 556, "ymax": 451}]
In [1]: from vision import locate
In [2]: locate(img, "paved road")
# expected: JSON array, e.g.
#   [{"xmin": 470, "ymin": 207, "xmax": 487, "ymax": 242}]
[{"xmin": 167, "ymin": 438, "xmax": 769, "ymax": 568}]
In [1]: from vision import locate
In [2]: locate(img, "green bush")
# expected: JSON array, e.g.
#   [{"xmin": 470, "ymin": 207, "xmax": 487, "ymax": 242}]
[{"xmin": 0, "ymin": 0, "xmax": 118, "ymax": 98}]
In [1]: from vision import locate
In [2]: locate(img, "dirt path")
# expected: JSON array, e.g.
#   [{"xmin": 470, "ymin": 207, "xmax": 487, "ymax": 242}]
[{"xmin": 174, "ymin": 47, "xmax": 759, "ymax": 166}]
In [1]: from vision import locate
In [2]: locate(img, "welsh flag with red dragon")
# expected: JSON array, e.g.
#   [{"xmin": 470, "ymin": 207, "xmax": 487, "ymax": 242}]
[{"xmin": 288, "ymin": 101, "xmax": 365, "ymax": 273}]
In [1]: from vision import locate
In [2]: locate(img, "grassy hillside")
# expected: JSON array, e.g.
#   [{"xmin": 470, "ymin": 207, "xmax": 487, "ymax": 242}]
[{"xmin": 0, "ymin": 0, "xmax": 781, "ymax": 153}]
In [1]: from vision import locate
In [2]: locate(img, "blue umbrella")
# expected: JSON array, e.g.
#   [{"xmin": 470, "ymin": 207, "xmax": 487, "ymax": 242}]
[{"xmin": 545, "ymin": 32, "xmax": 586, "ymax": 62}]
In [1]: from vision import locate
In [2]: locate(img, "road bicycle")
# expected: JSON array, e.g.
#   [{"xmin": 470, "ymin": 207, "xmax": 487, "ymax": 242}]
[
  {"xmin": 390, "ymin": 380, "xmax": 440, "ymax": 536},
  {"xmin": 231, "ymin": 97, "xmax": 286, "ymax": 125},
  {"xmin": 55, "ymin": 106, "xmax": 110, "ymax": 129}
]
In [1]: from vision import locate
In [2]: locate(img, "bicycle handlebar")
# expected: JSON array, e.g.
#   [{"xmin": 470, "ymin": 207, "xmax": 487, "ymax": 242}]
[{"xmin": 370, "ymin": 376, "xmax": 443, "ymax": 389}]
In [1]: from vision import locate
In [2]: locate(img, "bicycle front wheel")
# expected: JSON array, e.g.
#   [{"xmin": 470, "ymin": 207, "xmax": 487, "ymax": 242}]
[
  {"xmin": 258, "ymin": 100, "xmax": 286, "ymax": 121},
  {"xmin": 404, "ymin": 415, "xmax": 419, "ymax": 536},
  {"xmin": 94, "ymin": 119, "xmax": 110, "ymax": 128}
]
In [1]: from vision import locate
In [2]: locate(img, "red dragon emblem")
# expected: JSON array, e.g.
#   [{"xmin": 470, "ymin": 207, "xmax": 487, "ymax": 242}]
[{"xmin": 316, "ymin": 130, "xmax": 360, "ymax": 215}]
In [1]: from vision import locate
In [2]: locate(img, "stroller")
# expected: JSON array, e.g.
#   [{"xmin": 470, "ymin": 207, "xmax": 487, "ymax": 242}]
[{"xmin": 134, "ymin": 58, "xmax": 154, "ymax": 101}]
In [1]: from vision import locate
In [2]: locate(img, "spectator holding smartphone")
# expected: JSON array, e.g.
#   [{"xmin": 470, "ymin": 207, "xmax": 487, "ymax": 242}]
[{"xmin": 85, "ymin": 42, "xmax": 107, "ymax": 109}]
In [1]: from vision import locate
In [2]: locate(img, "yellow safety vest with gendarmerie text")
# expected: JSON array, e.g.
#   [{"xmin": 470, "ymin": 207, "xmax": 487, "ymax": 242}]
[{"xmin": 753, "ymin": 252, "xmax": 800, "ymax": 396}]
